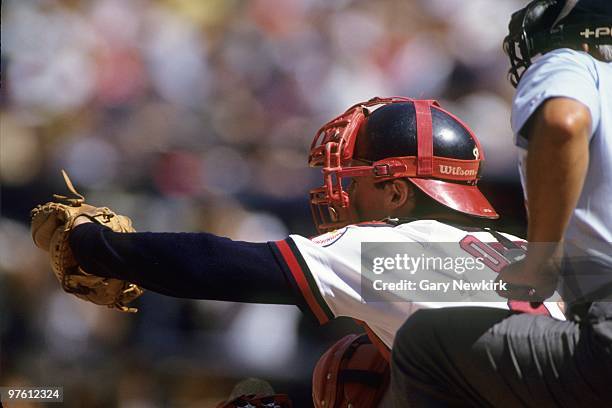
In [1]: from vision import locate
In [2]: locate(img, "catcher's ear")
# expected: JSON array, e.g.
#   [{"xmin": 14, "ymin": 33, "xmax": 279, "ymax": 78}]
[{"xmin": 384, "ymin": 179, "xmax": 415, "ymax": 214}]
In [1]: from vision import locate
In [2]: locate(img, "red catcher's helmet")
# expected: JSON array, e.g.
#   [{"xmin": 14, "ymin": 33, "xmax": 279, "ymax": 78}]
[{"xmin": 308, "ymin": 96, "xmax": 499, "ymax": 233}]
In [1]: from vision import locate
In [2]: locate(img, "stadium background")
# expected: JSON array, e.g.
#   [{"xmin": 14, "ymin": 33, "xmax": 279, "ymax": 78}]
[{"xmin": 1, "ymin": 0, "xmax": 531, "ymax": 406}]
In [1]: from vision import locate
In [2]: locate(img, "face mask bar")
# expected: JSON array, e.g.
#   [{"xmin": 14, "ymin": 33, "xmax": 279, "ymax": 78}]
[
  {"xmin": 309, "ymin": 186, "xmax": 350, "ymax": 233},
  {"xmin": 504, "ymin": 6, "xmax": 532, "ymax": 87}
]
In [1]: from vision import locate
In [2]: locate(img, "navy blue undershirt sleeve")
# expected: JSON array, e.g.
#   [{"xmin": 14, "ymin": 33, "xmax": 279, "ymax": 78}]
[{"xmin": 69, "ymin": 223, "xmax": 300, "ymax": 305}]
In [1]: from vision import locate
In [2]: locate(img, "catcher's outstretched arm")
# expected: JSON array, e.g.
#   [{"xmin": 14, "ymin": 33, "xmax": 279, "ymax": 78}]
[{"xmin": 69, "ymin": 223, "xmax": 300, "ymax": 305}]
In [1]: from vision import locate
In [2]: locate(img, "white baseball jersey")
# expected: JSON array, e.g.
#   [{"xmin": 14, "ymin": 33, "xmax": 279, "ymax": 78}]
[
  {"xmin": 512, "ymin": 48, "xmax": 612, "ymax": 299},
  {"xmin": 273, "ymin": 220, "xmax": 565, "ymax": 354}
]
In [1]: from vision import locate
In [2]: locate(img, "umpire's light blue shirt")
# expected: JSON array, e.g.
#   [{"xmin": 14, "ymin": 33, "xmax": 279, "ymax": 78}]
[{"xmin": 512, "ymin": 48, "xmax": 612, "ymax": 301}]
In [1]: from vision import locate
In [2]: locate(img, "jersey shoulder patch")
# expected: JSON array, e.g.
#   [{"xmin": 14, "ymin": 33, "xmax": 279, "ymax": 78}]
[{"xmin": 310, "ymin": 227, "xmax": 348, "ymax": 247}]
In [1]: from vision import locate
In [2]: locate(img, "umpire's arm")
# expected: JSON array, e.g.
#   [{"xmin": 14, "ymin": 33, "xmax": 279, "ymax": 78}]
[
  {"xmin": 496, "ymin": 98, "xmax": 592, "ymax": 298},
  {"xmin": 522, "ymin": 98, "xmax": 591, "ymax": 260}
]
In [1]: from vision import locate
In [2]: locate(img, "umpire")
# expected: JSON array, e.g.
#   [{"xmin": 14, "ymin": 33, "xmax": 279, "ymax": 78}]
[{"xmin": 390, "ymin": 1, "xmax": 612, "ymax": 407}]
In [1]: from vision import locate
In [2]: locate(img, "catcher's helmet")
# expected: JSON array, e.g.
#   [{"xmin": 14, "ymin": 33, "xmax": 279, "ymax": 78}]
[
  {"xmin": 503, "ymin": 0, "xmax": 612, "ymax": 87},
  {"xmin": 308, "ymin": 97, "xmax": 498, "ymax": 233}
]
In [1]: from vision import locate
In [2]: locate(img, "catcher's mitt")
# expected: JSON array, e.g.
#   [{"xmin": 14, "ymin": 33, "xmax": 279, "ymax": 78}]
[{"xmin": 31, "ymin": 170, "xmax": 144, "ymax": 312}]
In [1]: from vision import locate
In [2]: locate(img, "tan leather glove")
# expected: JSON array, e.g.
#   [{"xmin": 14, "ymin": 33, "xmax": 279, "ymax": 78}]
[{"xmin": 31, "ymin": 170, "xmax": 144, "ymax": 312}]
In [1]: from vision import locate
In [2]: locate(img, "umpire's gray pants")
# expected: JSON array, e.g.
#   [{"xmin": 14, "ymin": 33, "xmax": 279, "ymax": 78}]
[{"xmin": 390, "ymin": 302, "xmax": 612, "ymax": 407}]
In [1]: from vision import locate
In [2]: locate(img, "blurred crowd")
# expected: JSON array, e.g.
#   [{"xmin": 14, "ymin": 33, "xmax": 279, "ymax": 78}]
[{"xmin": 1, "ymin": 0, "xmax": 530, "ymax": 406}]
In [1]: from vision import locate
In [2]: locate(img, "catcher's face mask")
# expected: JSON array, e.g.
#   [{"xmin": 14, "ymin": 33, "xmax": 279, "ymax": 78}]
[
  {"xmin": 308, "ymin": 96, "xmax": 497, "ymax": 234},
  {"xmin": 308, "ymin": 97, "xmax": 375, "ymax": 234}
]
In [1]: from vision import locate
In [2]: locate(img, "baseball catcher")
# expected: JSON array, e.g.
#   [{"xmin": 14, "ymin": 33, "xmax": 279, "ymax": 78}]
[{"xmin": 32, "ymin": 97, "xmax": 565, "ymax": 407}]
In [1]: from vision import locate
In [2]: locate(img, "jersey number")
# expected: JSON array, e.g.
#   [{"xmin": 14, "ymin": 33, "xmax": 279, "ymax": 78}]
[{"xmin": 459, "ymin": 235, "xmax": 550, "ymax": 316}]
